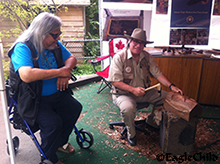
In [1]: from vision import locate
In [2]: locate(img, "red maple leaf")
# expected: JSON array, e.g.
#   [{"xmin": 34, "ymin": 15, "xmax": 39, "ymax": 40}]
[{"xmin": 115, "ymin": 40, "xmax": 125, "ymax": 50}]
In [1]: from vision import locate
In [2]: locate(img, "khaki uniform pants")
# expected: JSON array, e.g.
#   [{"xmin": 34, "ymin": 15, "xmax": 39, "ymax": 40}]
[{"xmin": 112, "ymin": 89, "xmax": 167, "ymax": 138}]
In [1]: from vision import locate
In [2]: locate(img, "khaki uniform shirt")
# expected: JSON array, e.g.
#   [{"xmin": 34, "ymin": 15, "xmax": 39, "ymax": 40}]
[{"xmin": 108, "ymin": 48, "xmax": 162, "ymax": 94}]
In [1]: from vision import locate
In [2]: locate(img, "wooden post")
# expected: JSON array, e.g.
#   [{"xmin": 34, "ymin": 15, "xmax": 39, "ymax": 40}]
[{"xmin": 160, "ymin": 110, "xmax": 200, "ymax": 155}]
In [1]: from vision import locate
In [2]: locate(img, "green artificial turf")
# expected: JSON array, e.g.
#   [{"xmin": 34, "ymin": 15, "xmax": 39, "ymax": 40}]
[
  {"xmin": 57, "ymin": 82, "xmax": 220, "ymax": 164},
  {"xmin": 57, "ymin": 82, "xmax": 160, "ymax": 164}
]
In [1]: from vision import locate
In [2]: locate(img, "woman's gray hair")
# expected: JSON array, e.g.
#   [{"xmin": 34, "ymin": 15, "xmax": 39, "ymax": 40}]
[{"xmin": 14, "ymin": 12, "xmax": 62, "ymax": 56}]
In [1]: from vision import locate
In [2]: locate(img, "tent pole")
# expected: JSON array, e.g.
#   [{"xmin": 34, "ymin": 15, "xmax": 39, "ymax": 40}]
[{"xmin": 0, "ymin": 46, "xmax": 16, "ymax": 164}]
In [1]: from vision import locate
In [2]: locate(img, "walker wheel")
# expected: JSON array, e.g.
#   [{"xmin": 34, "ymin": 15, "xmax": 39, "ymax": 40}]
[
  {"xmin": 6, "ymin": 136, "xmax": 19, "ymax": 155},
  {"xmin": 39, "ymin": 159, "xmax": 53, "ymax": 164},
  {"xmin": 109, "ymin": 124, "xmax": 114, "ymax": 129},
  {"xmin": 121, "ymin": 135, "xmax": 126, "ymax": 140},
  {"xmin": 76, "ymin": 129, "xmax": 94, "ymax": 149}
]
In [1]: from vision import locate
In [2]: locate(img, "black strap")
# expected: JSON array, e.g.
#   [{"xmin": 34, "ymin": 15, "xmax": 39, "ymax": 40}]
[
  {"xmin": 52, "ymin": 44, "xmax": 64, "ymax": 68},
  {"xmin": 24, "ymin": 41, "xmax": 39, "ymax": 68},
  {"xmin": 8, "ymin": 41, "xmax": 41, "ymax": 96},
  {"xmin": 52, "ymin": 45, "xmax": 77, "ymax": 81}
]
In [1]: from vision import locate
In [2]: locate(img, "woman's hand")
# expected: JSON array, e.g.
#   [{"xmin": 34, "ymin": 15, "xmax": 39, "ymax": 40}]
[{"xmin": 57, "ymin": 77, "xmax": 69, "ymax": 91}]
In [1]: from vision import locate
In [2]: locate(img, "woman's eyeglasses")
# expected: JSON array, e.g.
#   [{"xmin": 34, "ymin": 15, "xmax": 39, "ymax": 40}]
[{"xmin": 49, "ymin": 31, "xmax": 62, "ymax": 40}]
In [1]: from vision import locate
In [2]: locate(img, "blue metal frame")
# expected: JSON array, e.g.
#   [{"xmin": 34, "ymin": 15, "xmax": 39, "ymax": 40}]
[
  {"xmin": 74, "ymin": 126, "xmax": 84, "ymax": 142},
  {"xmin": 8, "ymin": 96, "xmax": 87, "ymax": 161},
  {"xmin": 8, "ymin": 96, "xmax": 47, "ymax": 159}
]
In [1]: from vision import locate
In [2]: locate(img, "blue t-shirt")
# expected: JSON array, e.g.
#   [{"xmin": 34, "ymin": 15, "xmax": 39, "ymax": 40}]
[{"xmin": 11, "ymin": 41, "xmax": 71, "ymax": 96}]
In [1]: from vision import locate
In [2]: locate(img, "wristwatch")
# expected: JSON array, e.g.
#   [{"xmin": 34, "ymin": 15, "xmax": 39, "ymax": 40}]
[{"xmin": 169, "ymin": 83, "xmax": 175, "ymax": 90}]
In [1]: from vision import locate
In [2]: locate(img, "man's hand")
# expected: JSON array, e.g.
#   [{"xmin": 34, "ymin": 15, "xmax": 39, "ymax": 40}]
[
  {"xmin": 132, "ymin": 87, "xmax": 146, "ymax": 97},
  {"xmin": 170, "ymin": 85, "xmax": 184, "ymax": 95},
  {"xmin": 112, "ymin": 81, "xmax": 146, "ymax": 97}
]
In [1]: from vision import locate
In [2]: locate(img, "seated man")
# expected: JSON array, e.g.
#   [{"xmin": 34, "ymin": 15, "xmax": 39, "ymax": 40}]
[
  {"xmin": 108, "ymin": 28, "xmax": 183, "ymax": 146},
  {"xmin": 9, "ymin": 12, "xmax": 82, "ymax": 164}
]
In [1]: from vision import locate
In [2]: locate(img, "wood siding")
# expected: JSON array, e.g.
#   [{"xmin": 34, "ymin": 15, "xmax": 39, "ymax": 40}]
[{"xmin": 59, "ymin": 6, "xmax": 85, "ymax": 60}]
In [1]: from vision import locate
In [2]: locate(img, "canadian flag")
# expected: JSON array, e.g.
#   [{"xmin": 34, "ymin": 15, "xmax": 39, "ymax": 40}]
[{"xmin": 109, "ymin": 38, "xmax": 128, "ymax": 57}]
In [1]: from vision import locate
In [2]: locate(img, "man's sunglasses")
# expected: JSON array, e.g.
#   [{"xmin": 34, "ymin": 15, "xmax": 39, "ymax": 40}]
[{"xmin": 49, "ymin": 31, "xmax": 62, "ymax": 40}]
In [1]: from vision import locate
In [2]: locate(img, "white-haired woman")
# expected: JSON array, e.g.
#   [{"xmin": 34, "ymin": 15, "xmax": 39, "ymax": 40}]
[{"xmin": 10, "ymin": 12, "xmax": 82, "ymax": 164}]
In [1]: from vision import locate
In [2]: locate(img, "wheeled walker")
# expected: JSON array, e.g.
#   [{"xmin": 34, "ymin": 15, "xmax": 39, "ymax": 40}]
[{"xmin": 6, "ymin": 84, "xmax": 94, "ymax": 164}]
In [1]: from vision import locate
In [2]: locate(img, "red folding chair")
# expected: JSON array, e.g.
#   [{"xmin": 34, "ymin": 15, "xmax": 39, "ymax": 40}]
[{"xmin": 88, "ymin": 38, "xmax": 128, "ymax": 94}]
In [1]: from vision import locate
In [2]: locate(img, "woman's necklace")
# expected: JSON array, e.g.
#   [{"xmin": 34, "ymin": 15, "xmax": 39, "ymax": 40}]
[{"xmin": 42, "ymin": 51, "xmax": 52, "ymax": 69}]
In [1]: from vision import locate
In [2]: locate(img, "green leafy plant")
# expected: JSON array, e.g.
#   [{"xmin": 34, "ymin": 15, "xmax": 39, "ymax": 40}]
[
  {"xmin": 85, "ymin": 0, "xmax": 99, "ymax": 36},
  {"xmin": 72, "ymin": 64, "xmax": 101, "ymax": 76},
  {"xmin": 83, "ymin": 33, "xmax": 100, "ymax": 61},
  {"xmin": 83, "ymin": 0, "xmax": 100, "ymax": 61},
  {"xmin": 2, "ymin": 59, "xmax": 10, "ymax": 80},
  {"xmin": 0, "ymin": 0, "xmax": 56, "ymax": 33}
]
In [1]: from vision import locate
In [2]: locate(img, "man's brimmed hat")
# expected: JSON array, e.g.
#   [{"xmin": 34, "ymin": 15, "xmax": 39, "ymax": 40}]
[{"xmin": 124, "ymin": 28, "xmax": 154, "ymax": 44}]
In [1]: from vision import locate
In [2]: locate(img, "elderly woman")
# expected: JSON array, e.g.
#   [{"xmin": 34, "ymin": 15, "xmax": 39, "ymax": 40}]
[{"xmin": 9, "ymin": 12, "xmax": 82, "ymax": 164}]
